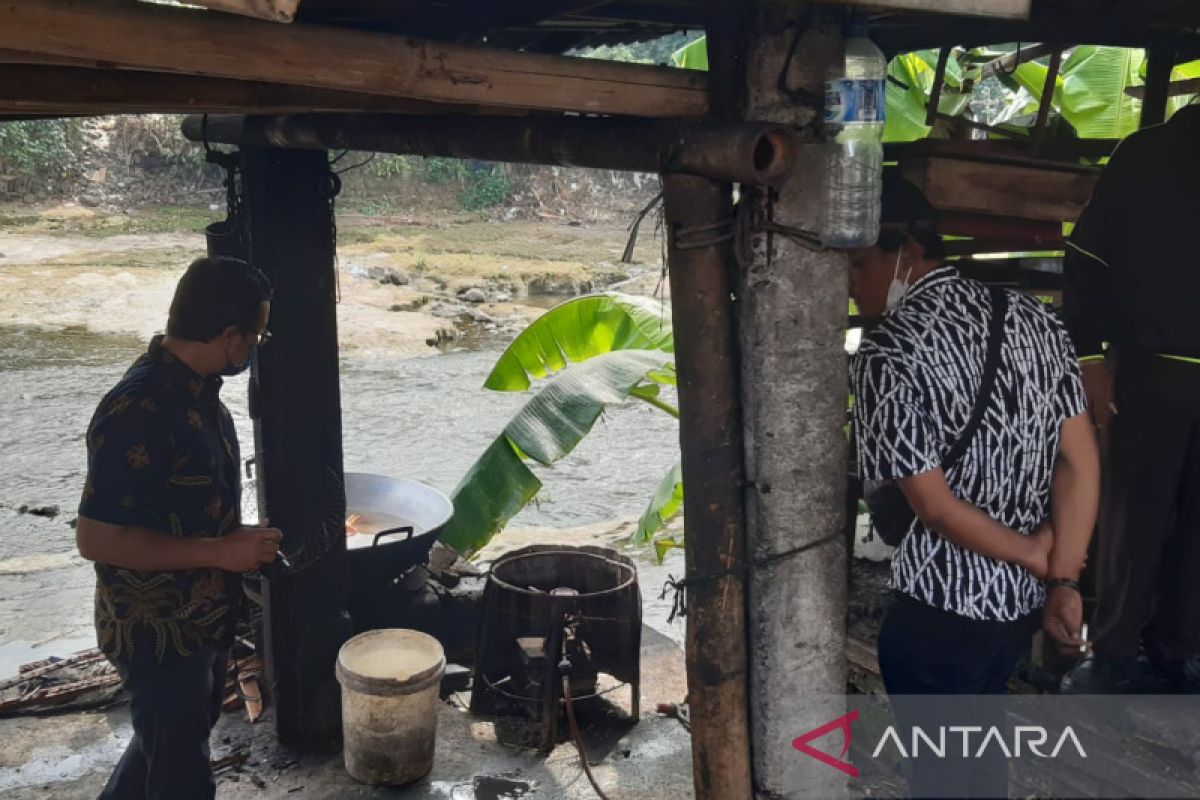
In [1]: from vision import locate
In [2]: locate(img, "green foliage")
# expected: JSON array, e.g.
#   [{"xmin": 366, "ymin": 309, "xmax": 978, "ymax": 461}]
[
  {"xmin": 423, "ymin": 157, "xmax": 469, "ymax": 184},
  {"xmin": 672, "ymin": 36, "xmax": 708, "ymax": 70},
  {"xmin": 0, "ymin": 119, "xmax": 87, "ymax": 183},
  {"xmin": 438, "ymin": 293, "xmax": 682, "ymax": 556},
  {"xmin": 457, "ymin": 168, "xmax": 510, "ymax": 211},
  {"xmin": 420, "ymin": 157, "xmax": 510, "ymax": 210},
  {"xmin": 368, "ymin": 154, "xmax": 411, "ymax": 179},
  {"xmin": 636, "ymin": 461, "xmax": 683, "ymax": 549},
  {"xmin": 485, "ymin": 293, "xmax": 674, "ymax": 391},
  {"xmin": 440, "ymin": 349, "xmax": 676, "ymax": 555}
]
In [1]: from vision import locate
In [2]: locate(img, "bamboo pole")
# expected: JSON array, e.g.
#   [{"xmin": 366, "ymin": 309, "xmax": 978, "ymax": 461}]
[{"xmin": 182, "ymin": 114, "xmax": 797, "ymax": 187}]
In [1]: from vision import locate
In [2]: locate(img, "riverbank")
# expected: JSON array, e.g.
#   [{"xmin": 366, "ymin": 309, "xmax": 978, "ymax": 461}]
[{"xmin": 0, "ymin": 202, "xmax": 665, "ymax": 356}]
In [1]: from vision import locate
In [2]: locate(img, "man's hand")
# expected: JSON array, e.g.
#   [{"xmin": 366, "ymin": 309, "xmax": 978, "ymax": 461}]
[
  {"xmin": 1043, "ymin": 585, "xmax": 1088, "ymax": 656},
  {"xmin": 1081, "ymin": 360, "xmax": 1115, "ymax": 431},
  {"xmin": 216, "ymin": 526, "xmax": 283, "ymax": 573}
]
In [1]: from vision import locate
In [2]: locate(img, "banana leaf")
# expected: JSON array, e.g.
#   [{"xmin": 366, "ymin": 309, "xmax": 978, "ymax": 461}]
[
  {"xmin": 439, "ymin": 437, "xmax": 541, "ymax": 555},
  {"xmin": 1060, "ymin": 46, "xmax": 1146, "ymax": 139},
  {"xmin": 484, "ymin": 293, "xmax": 673, "ymax": 391},
  {"xmin": 1006, "ymin": 46, "xmax": 1148, "ymax": 139},
  {"xmin": 441, "ymin": 349, "xmax": 675, "ymax": 555},
  {"xmin": 886, "ymin": 52, "xmax": 934, "ymax": 142},
  {"xmin": 672, "ymin": 36, "xmax": 708, "ymax": 70},
  {"xmin": 1167, "ymin": 59, "xmax": 1200, "ymax": 118},
  {"xmin": 636, "ymin": 460, "xmax": 683, "ymax": 544}
]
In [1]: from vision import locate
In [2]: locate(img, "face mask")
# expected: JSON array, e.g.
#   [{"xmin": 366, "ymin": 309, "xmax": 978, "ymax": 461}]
[
  {"xmin": 220, "ymin": 341, "xmax": 257, "ymax": 377},
  {"xmin": 884, "ymin": 248, "xmax": 914, "ymax": 314}
]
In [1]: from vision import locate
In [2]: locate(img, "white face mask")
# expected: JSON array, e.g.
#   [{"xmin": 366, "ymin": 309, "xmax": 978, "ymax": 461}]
[{"xmin": 884, "ymin": 247, "xmax": 913, "ymax": 314}]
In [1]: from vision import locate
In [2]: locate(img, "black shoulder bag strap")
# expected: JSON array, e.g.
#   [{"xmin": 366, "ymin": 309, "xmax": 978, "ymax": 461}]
[{"xmin": 942, "ymin": 286, "xmax": 1008, "ymax": 471}]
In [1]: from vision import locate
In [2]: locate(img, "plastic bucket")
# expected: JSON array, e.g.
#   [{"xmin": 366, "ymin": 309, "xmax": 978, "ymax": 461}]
[{"xmin": 335, "ymin": 628, "xmax": 445, "ymax": 786}]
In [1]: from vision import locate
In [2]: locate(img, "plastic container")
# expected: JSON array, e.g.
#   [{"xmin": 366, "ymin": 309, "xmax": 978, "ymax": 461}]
[
  {"xmin": 820, "ymin": 18, "xmax": 887, "ymax": 249},
  {"xmin": 335, "ymin": 628, "xmax": 446, "ymax": 786}
]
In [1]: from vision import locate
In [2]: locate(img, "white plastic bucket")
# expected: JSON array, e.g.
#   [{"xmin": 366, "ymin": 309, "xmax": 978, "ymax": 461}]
[{"xmin": 335, "ymin": 628, "xmax": 446, "ymax": 786}]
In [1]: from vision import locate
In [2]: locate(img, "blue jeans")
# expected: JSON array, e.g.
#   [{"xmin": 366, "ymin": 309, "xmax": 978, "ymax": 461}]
[{"xmin": 99, "ymin": 644, "xmax": 229, "ymax": 800}]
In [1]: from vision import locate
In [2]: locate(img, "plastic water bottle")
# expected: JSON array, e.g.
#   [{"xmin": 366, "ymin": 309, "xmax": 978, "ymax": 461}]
[{"xmin": 821, "ymin": 20, "xmax": 887, "ymax": 249}]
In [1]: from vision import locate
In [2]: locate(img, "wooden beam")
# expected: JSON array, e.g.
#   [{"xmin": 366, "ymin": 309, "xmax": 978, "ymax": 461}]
[
  {"xmin": 0, "ymin": 0, "xmax": 708, "ymax": 118},
  {"xmin": 979, "ymin": 43, "xmax": 1062, "ymax": 80},
  {"xmin": 187, "ymin": 0, "xmax": 300, "ymax": 23},
  {"xmin": 903, "ymin": 154, "xmax": 1097, "ymax": 222},
  {"xmin": 0, "ymin": 65, "xmax": 509, "ymax": 116},
  {"xmin": 1126, "ymin": 77, "xmax": 1200, "ymax": 99},
  {"xmin": 1140, "ymin": 46, "xmax": 1175, "ymax": 127},
  {"xmin": 809, "ymin": 0, "xmax": 1030, "ymax": 19}
]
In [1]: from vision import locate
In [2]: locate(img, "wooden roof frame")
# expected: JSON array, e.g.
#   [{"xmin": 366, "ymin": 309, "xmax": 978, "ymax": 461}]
[{"xmin": 1, "ymin": 0, "xmax": 1197, "ymax": 122}]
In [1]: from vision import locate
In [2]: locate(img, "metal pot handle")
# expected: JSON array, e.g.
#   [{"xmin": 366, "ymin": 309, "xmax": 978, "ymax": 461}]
[{"xmin": 372, "ymin": 526, "xmax": 415, "ymax": 547}]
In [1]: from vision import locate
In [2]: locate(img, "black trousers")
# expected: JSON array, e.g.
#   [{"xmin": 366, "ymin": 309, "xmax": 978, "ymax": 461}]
[
  {"xmin": 99, "ymin": 645, "xmax": 229, "ymax": 800},
  {"xmin": 878, "ymin": 592, "xmax": 1036, "ymax": 799},
  {"xmin": 1093, "ymin": 354, "xmax": 1200, "ymax": 662}
]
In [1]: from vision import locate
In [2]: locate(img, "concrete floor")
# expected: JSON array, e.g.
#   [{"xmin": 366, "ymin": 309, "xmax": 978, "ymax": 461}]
[
  {"xmin": 0, "ymin": 523, "xmax": 696, "ymax": 799},
  {"xmin": 0, "ymin": 625, "xmax": 692, "ymax": 800}
]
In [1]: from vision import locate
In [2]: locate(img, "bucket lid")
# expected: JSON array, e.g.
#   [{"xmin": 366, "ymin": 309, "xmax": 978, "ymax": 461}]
[{"xmin": 336, "ymin": 629, "xmax": 446, "ymax": 697}]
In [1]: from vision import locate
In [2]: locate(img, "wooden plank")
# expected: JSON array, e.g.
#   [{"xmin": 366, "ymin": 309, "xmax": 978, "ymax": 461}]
[
  {"xmin": 189, "ymin": 0, "xmax": 300, "ymax": 23},
  {"xmin": 809, "ymin": 0, "xmax": 1030, "ymax": 20},
  {"xmin": 903, "ymin": 155, "xmax": 1097, "ymax": 223},
  {"xmin": 0, "ymin": 0, "xmax": 708, "ymax": 118},
  {"xmin": 0, "ymin": 65, "xmax": 511, "ymax": 115},
  {"xmin": 1126, "ymin": 77, "xmax": 1200, "ymax": 99}
]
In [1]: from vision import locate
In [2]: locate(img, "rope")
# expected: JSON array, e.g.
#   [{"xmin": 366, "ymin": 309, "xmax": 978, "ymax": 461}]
[
  {"xmin": 658, "ymin": 532, "xmax": 842, "ymax": 624},
  {"xmin": 672, "ymin": 218, "xmax": 735, "ymax": 251}
]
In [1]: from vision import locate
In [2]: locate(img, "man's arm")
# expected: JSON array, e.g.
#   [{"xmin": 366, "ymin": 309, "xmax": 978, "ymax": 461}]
[
  {"xmin": 1043, "ymin": 412, "xmax": 1101, "ymax": 650},
  {"xmin": 76, "ymin": 516, "xmax": 282, "ymax": 574},
  {"xmin": 1047, "ymin": 413, "xmax": 1100, "ymax": 580},
  {"xmin": 897, "ymin": 469, "xmax": 1052, "ymax": 578}
]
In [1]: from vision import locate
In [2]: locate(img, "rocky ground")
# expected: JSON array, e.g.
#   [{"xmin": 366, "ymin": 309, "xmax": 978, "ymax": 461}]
[{"xmin": 0, "ymin": 201, "xmax": 668, "ymax": 357}]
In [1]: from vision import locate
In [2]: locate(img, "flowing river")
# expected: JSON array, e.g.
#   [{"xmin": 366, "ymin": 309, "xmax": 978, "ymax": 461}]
[{"xmin": 0, "ymin": 326, "xmax": 680, "ymax": 673}]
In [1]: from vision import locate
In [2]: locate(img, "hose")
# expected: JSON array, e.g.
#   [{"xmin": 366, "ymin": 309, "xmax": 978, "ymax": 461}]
[{"xmin": 562, "ymin": 675, "xmax": 612, "ymax": 800}]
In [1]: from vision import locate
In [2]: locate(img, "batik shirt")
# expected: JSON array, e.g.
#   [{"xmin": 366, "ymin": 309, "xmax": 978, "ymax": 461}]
[
  {"xmin": 852, "ymin": 267, "xmax": 1087, "ymax": 622},
  {"xmin": 80, "ymin": 337, "xmax": 241, "ymax": 661}
]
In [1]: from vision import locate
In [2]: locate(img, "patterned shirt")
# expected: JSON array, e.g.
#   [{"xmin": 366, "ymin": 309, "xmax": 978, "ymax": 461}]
[
  {"xmin": 852, "ymin": 267, "xmax": 1087, "ymax": 622},
  {"xmin": 80, "ymin": 337, "xmax": 241, "ymax": 661}
]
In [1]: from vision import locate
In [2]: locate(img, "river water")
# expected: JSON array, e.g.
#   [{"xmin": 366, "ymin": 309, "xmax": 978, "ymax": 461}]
[{"xmin": 0, "ymin": 326, "xmax": 680, "ymax": 672}]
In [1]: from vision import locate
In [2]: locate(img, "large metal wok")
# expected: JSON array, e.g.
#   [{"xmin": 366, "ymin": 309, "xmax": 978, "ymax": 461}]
[{"xmin": 344, "ymin": 471, "xmax": 453, "ymax": 567}]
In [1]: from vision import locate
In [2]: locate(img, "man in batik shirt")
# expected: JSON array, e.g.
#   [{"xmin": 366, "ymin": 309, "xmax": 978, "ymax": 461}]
[{"xmin": 77, "ymin": 256, "xmax": 282, "ymax": 800}]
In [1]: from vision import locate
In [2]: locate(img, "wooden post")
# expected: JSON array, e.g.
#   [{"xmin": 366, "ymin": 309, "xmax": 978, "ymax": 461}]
[
  {"xmin": 1140, "ymin": 46, "xmax": 1175, "ymax": 128},
  {"xmin": 736, "ymin": 5, "xmax": 849, "ymax": 797},
  {"xmin": 242, "ymin": 147, "xmax": 352, "ymax": 749},
  {"xmin": 662, "ymin": 173, "xmax": 753, "ymax": 800}
]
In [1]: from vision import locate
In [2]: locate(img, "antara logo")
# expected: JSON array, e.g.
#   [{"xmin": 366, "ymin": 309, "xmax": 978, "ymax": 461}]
[
  {"xmin": 791, "ymin": 710, "xmax": 860, "ymax": 778},
  {"xmin": 792, "ymin": 711, "xmax": 1088, "ymax": 778},
  {"xmin": 872, "ymin": 725, "xmax": 1088, "ymax": 760}
]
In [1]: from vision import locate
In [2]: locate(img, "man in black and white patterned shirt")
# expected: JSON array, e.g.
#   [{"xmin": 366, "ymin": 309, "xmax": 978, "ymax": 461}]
[{"xmin": 851, "ymin": 178, "xmax": 1101, "ymax": 794}]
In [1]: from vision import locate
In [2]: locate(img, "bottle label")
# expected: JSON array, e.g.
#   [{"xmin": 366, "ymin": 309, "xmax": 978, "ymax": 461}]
[{"xmin": 824, "ymin": 79, "xmax": 886, "ymax": 124}]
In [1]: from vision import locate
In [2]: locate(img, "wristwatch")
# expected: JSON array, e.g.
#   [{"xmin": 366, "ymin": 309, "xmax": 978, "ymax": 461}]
[{"xmin": 1045, "ymin": 577, "xmax": 1081, "ymax": 593}]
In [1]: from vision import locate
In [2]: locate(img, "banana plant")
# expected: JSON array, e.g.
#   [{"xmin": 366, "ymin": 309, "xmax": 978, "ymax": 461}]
[{"xmin": 438, "ymin": 293, "xmax": 685, "ymax": 557}]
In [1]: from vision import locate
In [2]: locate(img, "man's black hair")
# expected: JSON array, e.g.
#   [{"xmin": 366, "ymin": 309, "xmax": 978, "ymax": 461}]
[
  {"xmin": 877, "ymin": 174, "xmax": 946, "ymax": 260},
  {"xmin": 166, "ymin": 257, "xmax": 272, "ymax": 342}
]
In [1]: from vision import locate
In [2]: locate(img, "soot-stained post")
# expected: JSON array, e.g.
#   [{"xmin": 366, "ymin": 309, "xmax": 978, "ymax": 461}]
[{"xmin": 241, "ymin": 146, "xmax": 352, "ymax": 749}]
